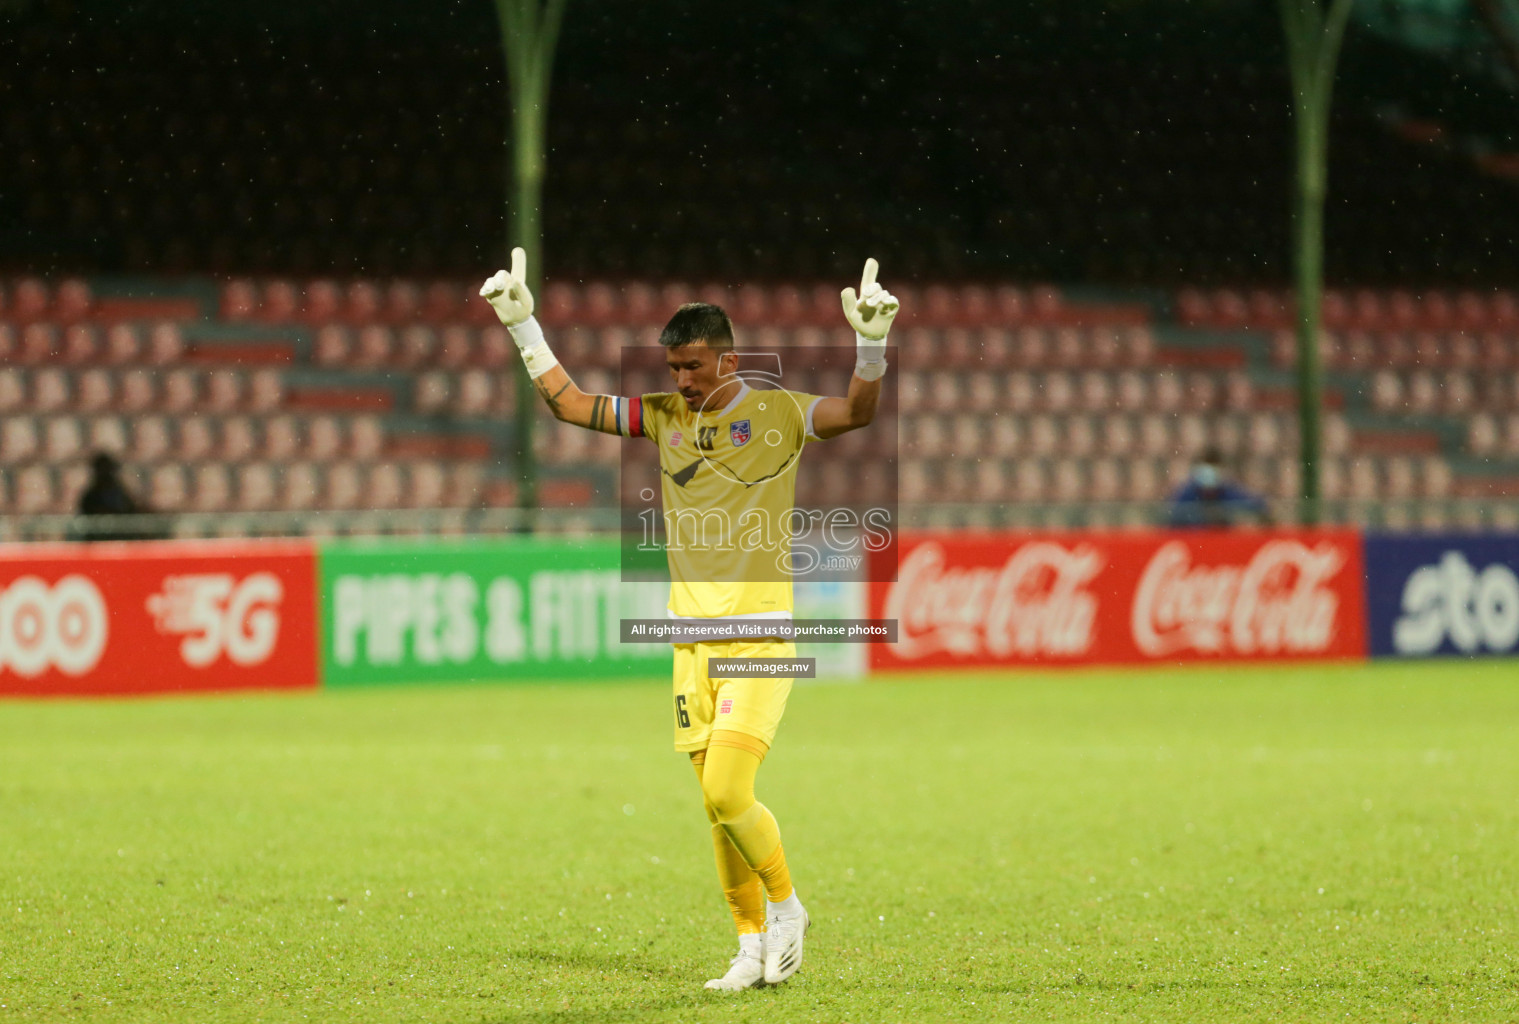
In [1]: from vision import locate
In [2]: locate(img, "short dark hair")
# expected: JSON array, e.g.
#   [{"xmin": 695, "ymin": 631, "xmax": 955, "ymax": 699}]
[{"xmin": 659, "ymin": 302, "xmax": 734, "ymax": 352}]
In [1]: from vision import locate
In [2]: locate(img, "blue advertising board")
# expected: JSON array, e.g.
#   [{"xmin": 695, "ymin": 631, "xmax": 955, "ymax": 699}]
[{"xmin": 1364, "ymin": 534, "xmax": 1519, "ymax": 658}]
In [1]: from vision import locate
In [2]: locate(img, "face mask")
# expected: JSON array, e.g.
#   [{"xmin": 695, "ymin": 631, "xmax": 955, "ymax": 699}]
[{"xmin": 1192, "ymin": 464, "xmax": 1220, "ymax": 489}]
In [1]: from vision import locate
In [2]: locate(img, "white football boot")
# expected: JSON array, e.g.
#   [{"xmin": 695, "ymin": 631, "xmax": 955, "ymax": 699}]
[
  {"xmin": 704, "ymin": 933, "xmax": 766, "ymax": 991},
  {"xmin": 762, "ymin": 893, "xmax": 810, "ymax": 984}
]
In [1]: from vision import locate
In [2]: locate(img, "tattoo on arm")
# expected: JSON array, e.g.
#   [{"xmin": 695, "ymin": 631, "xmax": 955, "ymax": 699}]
[
  {"xmin": 590, "ymin": 395, "xmax": 606, "ymax": 432},
  {"xmin": 535, "ymin": 378, "xmax": 571, "ymax": 414}
]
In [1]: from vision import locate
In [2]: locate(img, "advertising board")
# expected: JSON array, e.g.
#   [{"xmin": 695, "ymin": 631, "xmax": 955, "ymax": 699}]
[
  {"xmin": 0, "ymin": 540, "xmax": 319, "ymax": 696},
  {"xmin": 868, "ymin": 529, "xmax": 1367, "ymax": 670},
  {"xmin": 1364, "ymin": 533, "xmax": 1519, "ymax": 658}
]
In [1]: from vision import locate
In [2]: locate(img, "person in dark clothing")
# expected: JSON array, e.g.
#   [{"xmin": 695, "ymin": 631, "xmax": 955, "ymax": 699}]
[
  {"xmin": 1166, "ymin": 447, "xmax": 1269, "ymax": 529},
  {"xmin": 74, "ymin": 452, "xmax": 156, "ymax": 540}
]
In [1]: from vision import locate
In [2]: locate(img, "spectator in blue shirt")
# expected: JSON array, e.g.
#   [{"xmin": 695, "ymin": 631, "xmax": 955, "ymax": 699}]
[{"xmin": 1166, "ymin": 448, "xmax": 1269, "ymax": 529}]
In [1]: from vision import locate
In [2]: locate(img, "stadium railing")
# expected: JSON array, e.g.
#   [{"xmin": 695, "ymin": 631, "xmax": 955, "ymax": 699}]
[{"xmin": 6, "ymin": 497, "xmax": 1518, "ymax": 545}]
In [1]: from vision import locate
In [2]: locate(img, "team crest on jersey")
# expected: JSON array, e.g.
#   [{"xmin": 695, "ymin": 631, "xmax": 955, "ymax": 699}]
[
  {"xmin": 668, "ymin": 431, "xmax": 683, "ymax": 448},
  {"xmin": 719, "ymin": 699, "xmax": 734, "ymax": 715},
  {"xmin": 730, "ymin": 420, "xmax": 751, "ymax": 447}
]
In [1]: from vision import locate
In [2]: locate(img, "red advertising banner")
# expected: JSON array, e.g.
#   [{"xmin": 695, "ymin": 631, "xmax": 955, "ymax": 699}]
[
  {"xmin": 868, "ymin": 529, "xmax": 1367, "ymax": 670},
  {"xmin": 0, "ymin": 540, "xmax": 319, "ymax": 697}
]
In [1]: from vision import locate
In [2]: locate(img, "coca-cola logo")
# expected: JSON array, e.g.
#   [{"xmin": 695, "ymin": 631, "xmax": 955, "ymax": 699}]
[
  {"xmin": 885, "ymin": 540, "xmax": 1103, "ymax": 660},
  {"xmin": 1131, "ymin": 540, "xmax": 1344, "ymax": 657},
  {"xmin": 146, "ymin": 573, "xmax": 284, "ymax": 668},
  {"xmin": 0, "ymin": 575, "xmax": 109, "ymax": 677}
]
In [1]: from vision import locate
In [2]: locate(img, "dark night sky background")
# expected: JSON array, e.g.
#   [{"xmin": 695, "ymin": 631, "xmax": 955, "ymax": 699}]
[{"xmin": 3, "ymin": 0, "xmax": 1517, "ymax": 285}]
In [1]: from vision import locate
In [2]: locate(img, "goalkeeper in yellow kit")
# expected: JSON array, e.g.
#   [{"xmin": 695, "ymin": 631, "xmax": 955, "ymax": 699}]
[{"xmin": 480, "ymin": 250, "xmax": 897, "ymax": 991}]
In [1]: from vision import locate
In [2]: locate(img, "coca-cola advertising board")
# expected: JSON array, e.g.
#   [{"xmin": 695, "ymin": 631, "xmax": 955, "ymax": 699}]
[
  {"xmin": 0, "ymin": 540, "xmax": 319, "ymax": 696},
  {"xmin": 869, "ymin": 530, "xmax": 1366, "ymax": 669}
]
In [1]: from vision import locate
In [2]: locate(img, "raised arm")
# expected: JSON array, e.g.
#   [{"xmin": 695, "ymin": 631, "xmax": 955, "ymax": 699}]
[
  {"xmin": 527, "ymin": 363, "xmax": 636, "ymax": 436},
  {"xmin": 810, "ymin": 257, "xmax": 898, "ymax": 439},
  {"xmin": 480, "ymin": 248, "xmax": 638, "ymax": 436}
]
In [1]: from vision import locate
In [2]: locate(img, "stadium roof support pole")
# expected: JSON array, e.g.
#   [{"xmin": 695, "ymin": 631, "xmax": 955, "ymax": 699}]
[
  {"xmin": 1279, "ymin": 0, "xmax": 1353, "ymax": 527},
  {"xmin": 494, "ymin": 0, "xmax": 569, "ymax": 519}
]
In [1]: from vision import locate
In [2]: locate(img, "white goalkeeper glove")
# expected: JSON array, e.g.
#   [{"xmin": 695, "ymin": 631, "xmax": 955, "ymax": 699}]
[
  {"xmin": 480, "ymin": 246, "xmax": 558, "ymax": 379},
  {"xmin": 840, "ymin": 257, "xmax": 898, "ymax": 381}
]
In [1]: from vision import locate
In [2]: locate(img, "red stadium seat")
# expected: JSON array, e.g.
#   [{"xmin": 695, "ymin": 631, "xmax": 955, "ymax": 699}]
[
  {"xmin": 1100, "ymin": 414, "xmax": 1134, "ymax": 457},
  {"xmin": 129, "ymin": 416, "xmax": 171, "ymax": 463},
  {"xmin": 385, "ymin": 280, "xmax": 422, "ymax": 324},
  {"xmin": 306, "ymin": 416, "xmax": 344, "ymax": 462},
  {"xmin": 205, "ymin": 370, "xmax": 245, "ymax": 413},
  {"xmin": 149, "ymin": 464, "xmax": 188, "ymax": 510},
  {"xmin": 281, "ymin": 463, "xmax": 320, "ymax": 510},
  {"xmin": 349, "ymin": 415, "xmax": 386, "ymax": 460},
  {"xmin": 190, "ymin": 463, "xmax": 233, "ymax": 512},
  {"xmin": 87, "ymin": 416, "xmax": 128, "ymax": 457},
  {"xmin": 220, "ymin": 417, "xmax": 257, "ymax": 462},
  {"xmin": 409, "ymin": 461, "xmax": 448, "ymax": 507},
  {"xmin": 221, "ymin": 279, "xmax": 259, "ymax": 321},
  {"xmin": 0, "ymin": 418, "xmax": 40, "ymax": 462},
  {"xmin": 147, "ymin": 323, "xmax": 186, "ymax": 365},
  {"xmin": 236, "ymin": 463, "xmax": 278, "ymax": 511},
  {"xmin": 247, "ymin": 369, "xmax": 284, "ymax": 412},
  {"xmin": 323, "ymin": 461, "xmax": 364, "ymax": 509},
  {"xmin": 176, "ymin": 417, "xmax": 216, "ymax": 461}
]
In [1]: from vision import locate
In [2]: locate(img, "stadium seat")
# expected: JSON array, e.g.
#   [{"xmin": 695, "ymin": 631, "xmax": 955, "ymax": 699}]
[
  {"xmin": 260, "ymin": 416, "xmax": 299, "ymax": 462},
  {"xmin": 147, "ymin": 323, "xmax": 186, "ymax": 364},
  {"xmin": 1421, "ymin": 455, "xmax": 1455, "ymax": 498},
  {"xmin": 177, "ymin": 418, "xmax": 215, "ymax": 461},
  {"xmin": 314, "ymin": 325, "xmax": 350, "ymax": 366},
  {"xmin": 1404, "ymin": 371, "xmax": 1438, "ymax": 415},
  {"xmin": 161, "ymin": 369, "xmax": 201, "ymax": 413},
  {"xmin": 130, "ymin": 417, "xmax": 172, "ymax": 463},
  {"xmin": 1089, "ymin": 458, "xmax": 1122, "ymax": 502},
  {"xmin": 409, "ymin": 461, "xmax": 448, "ymax": 507},
  {"xmin": 354, "ymin": 325, "xmax": 394, "ymax": 367},
  {"xmin": 221, "ymin": 417, "xmax": 258, "ymax": 462},
  {"xmin": 1114, "ymin": 371, "xmax": 1148, "ymax": 412},
  {"xmin": 205, "ymin": 370, "xmax": 245, "ymax": 412},
  {"xmin": 396, "ymin": 326, "xmax": 436, "ymax": 367},
  {"xmin": 1137, "ymin": 415, "xmax": 1173, "ymax": 458},
  {"xmin": 87, "ymin": 416, "xmax": 128, "ymax": 456},
  {"xmin": 1013, "ymin": 459, "xmax": 1049, "ymax": 502},
  {"xmin": 149, "ymin": 464, "xmax": 188, "ymax": 510},
  {"xmin": 1078, "ymin": 371, "xmax": 1112, "ymax": 412},
  {"xmin": 247, "ymin": 369, "xmax": 284, "ymax": 412},
  {"xmin": 236, "ymin": 463, "xmax": 278, "ymax": 511},
  {"xmin": 281, "ymin": 463, "xmax": 320, "ymax": 510},
  {"xmin": 323, "ymin": 461, "xmax": 364, "ymax": 509},
  {"xmin": 1025, "ymin": 415, "xmax": 1059, "ymax": 457},
  {"xmin": 1065, "ymin": 415, "xmax": 1097, "ymax": 457},
  {"xmin": 190, "ymin": 463, "xmax": 233, "ymax": 512},
  {"xmin": 31, "ymin": 368, "xmax": 70, "ymax": 413},
  {"xmin": 61, "ymin": 324, "xmax": 98, "ymax": 364},
  {"xmin": 119, "ymin": 369, "xmax": 158, "ymax": 413},
  {"xmin": 307, "ymin": 416, "xmax": 344, "ymax": 461},
  {"xmin": 76, "ymin": 368, "xmax": 115, "ymax": 413},
  {"xmin": 0, "ymin": 418, "xmax": 40, "ymax": 462},
  {"xmin": 1468, "ymin": 413, "xmax": 1499, "ymax": 457},
  {"xmin": 15, "ymin": 465, "xmax": 56, "ymax": 514},
  {"xmin": 1348, "ymin": 460, "xmax": 1380, "ymax": 501},
  {"xmin": 987, "ymin": 417, "xmax": 1021, "ymax": 457}
]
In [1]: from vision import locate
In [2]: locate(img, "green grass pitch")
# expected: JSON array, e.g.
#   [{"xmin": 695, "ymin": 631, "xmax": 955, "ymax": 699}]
[{"xmin": 2, "ymin": 661, "xmax": 1516, "ymax": 1023}]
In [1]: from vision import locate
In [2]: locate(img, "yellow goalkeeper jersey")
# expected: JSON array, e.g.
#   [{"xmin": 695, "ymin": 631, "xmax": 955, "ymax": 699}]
[{"xmin": 621, "ymin": 383, "xmax": 823, "ymax": 620}]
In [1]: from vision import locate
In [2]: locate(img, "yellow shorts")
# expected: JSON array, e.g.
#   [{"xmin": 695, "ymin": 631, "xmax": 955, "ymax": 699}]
[{"xmin": 672, "ymin": 639, "xmax": 797, "ymax": 753}]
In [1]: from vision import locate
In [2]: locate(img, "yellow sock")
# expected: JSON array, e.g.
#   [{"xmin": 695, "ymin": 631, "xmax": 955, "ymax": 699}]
[
  {"xmin": 753, "ymin": 842, "xmax": 794, "ymax": 904},
  {"xmin": 692, "ymin": 751, "xmax": 765, "ymax": 934},
  {"xmin": 712, "ymin": 826, "xmax": 765, "ymax": 934}
]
